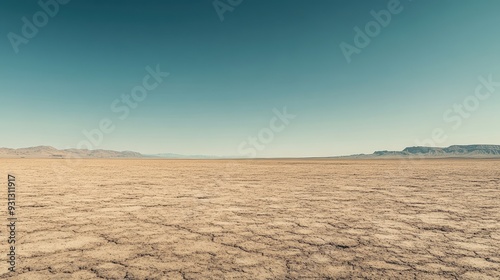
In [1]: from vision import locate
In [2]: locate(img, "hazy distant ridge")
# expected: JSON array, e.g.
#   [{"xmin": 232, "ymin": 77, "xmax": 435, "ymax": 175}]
[
  {"xmin": 0, "ymin": 146, "xmax": 143, "ymax": 159},
  {"xmin": 0, "ymin": 146, "xmax": 226, "ymax": 159},
  {"xmin": 148, "ymin": 153, "xmax": 223, "ymax": 159}
]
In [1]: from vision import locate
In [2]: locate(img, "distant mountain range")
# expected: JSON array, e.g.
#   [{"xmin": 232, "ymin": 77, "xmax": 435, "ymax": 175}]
[
  {"xmin": 1, "ymin": 145, "xmax": 499, "ymax": 159},
  {"xmin": 0, "ymin": 146, "xmax": 227, "ymax": 159},
  {"xmin": 339, "ymin": 145, "xmax": 500, "ymax": 159},
  {"xmin": 0, "ymin": 146, "xmax": 143, "ymax": 159}
]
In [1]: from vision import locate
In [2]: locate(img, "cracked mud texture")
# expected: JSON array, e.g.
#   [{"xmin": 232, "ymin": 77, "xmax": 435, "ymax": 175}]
[{"xmin": 0, "ymin": 159, "xmax": 499, "ymax": 279}]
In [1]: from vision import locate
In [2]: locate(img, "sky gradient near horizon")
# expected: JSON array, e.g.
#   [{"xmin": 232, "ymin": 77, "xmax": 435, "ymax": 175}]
[{"xmin": 1, "ymin": 0, "xmax": 500, "ymax": 157}]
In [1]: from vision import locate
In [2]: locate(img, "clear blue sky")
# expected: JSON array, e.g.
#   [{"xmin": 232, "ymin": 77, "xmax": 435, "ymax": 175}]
[{"xmin": 1, "ymin": 0, "xmax": 499, "ymax": 157}]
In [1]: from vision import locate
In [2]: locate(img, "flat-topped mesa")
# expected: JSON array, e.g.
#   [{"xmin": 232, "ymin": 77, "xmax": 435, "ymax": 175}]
[
  {"xmin": 403, "ymin": 147, "xmax": 444, "ymax": 154},
  {"xmin": 402, "ymin": 145, "xmax": 500, "ymax": 155},
  {"xmin": 400, "ymin": 145, "xmax": 500, "ymax": 158},
  {"xmin": 444, "ymin": 145, "xmax": 500, "ymax": 154},
  {"xmin": 356, "ymin": 144, "xmax": 500, "ymax": 159}
]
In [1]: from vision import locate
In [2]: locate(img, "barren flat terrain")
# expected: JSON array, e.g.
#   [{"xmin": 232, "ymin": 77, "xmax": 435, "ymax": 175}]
[{"xmin": 1, "ymin": 159, "xmax": 499, "ymax": 279}]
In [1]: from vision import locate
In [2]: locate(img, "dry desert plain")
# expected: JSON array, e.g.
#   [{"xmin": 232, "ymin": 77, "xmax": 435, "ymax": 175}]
[{"xmin": 0, "ymin": 158, "xmax": 499, "ymax": 279}]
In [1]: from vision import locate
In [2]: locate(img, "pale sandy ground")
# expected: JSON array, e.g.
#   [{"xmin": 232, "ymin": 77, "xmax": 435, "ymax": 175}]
[{"xmin": 0, "ymin": 159, "xmax": 499, "ymax": 279}]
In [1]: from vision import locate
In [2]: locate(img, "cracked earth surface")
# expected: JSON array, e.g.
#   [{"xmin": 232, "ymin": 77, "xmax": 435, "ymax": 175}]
[{"xmin": 0, "ymin": 159, "xmax": 499, "ymax": 279}]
